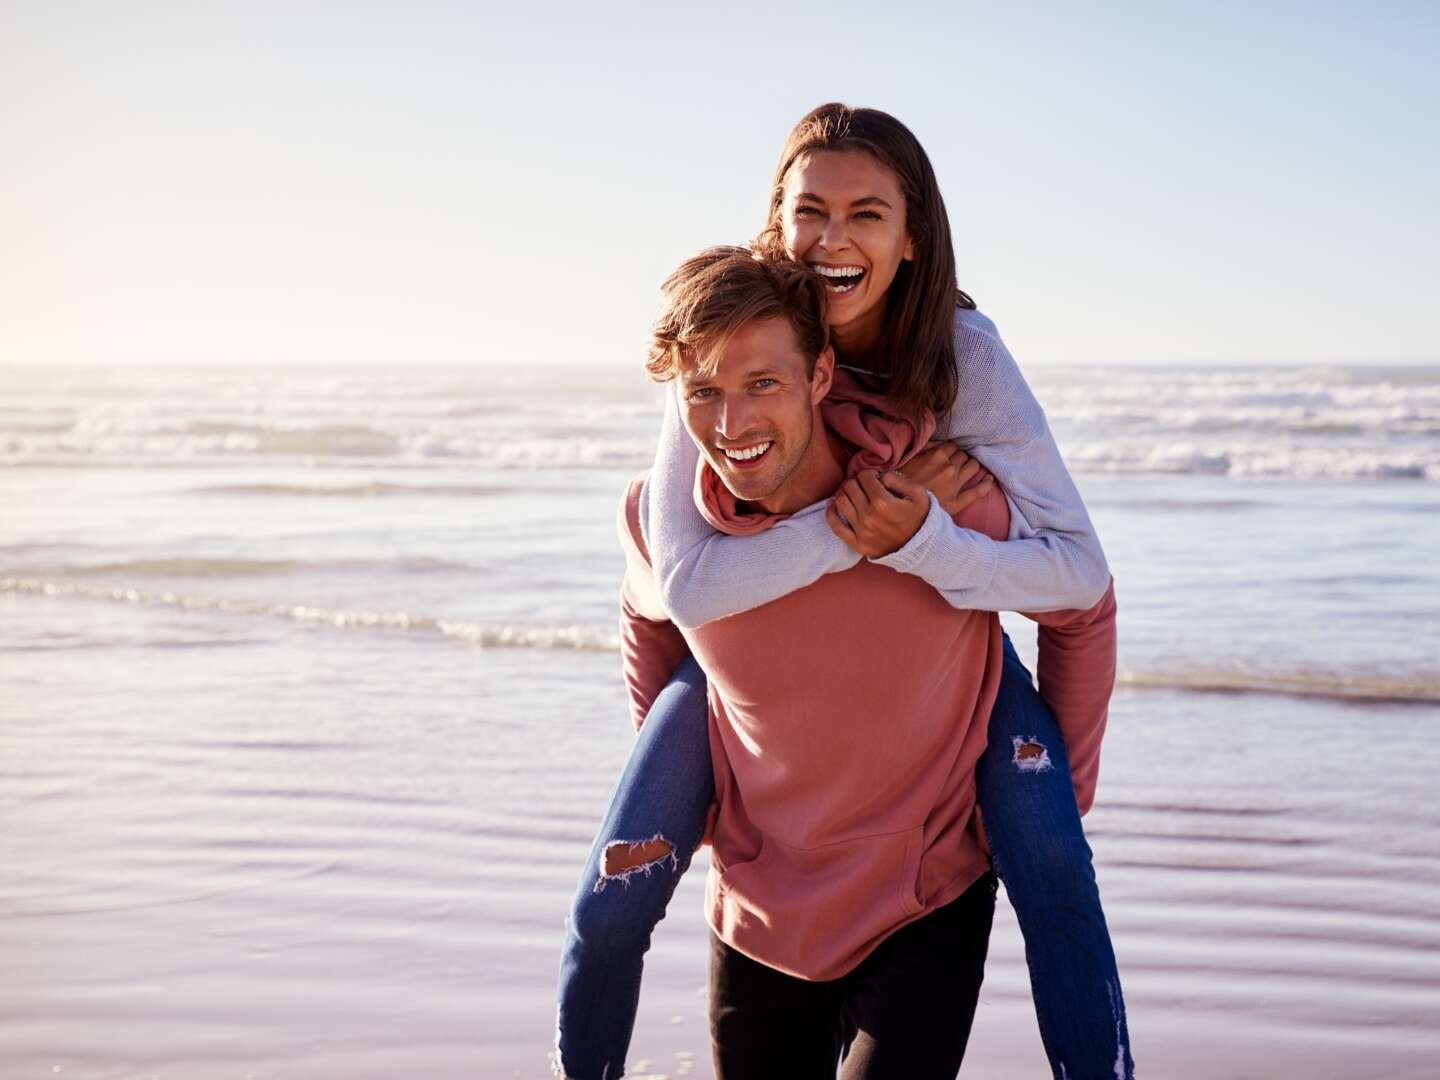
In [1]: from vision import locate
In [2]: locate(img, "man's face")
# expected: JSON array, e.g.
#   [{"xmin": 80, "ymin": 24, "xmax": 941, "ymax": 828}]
[{"xmin": 678, "ymin": 317, "xmax": 831, "ymax": 505}]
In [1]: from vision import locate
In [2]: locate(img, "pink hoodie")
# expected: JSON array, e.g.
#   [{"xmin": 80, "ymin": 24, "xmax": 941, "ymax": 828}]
[{"xmin": 618, "ymin": 376, "xmax": 1117, "ymax": 980}]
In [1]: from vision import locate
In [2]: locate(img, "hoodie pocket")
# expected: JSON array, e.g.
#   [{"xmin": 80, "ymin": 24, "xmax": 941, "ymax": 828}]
[{"xmin": 896, "ymin": 825, "xmax": 927, "ymax": 916}]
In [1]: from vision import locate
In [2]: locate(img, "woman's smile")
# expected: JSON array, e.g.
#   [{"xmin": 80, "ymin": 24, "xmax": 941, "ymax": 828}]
[
  {"xmin": 810, "ymin": 263, "xmax": 867, "ymax": 296},
  {"xmin": 780, "ymin": 149, "xmax": 914, "ymax": 353}
]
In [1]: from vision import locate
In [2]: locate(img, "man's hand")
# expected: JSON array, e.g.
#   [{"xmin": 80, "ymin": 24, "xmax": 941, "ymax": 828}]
[
  {"xmin": 898, "ymin": 441, "xmax": 996, "ymax": 516},
  {"xmin": 826, "ymin": 469, "xmax": 932, "ymax": 557}
]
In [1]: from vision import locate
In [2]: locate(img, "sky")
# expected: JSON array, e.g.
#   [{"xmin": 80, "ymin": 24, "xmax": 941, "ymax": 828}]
[{"xmin": 2, "ymin": 1, "xmax": 1437, "ymax": 369}]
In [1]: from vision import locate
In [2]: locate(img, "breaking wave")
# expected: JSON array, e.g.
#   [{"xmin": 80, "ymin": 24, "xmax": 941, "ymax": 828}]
[
  {"xmin": 1117, "ymin": 668, "xmax": 1440, "ymax": 705},
  {"xmin": 60, "ymin": 556, "xmax": 469, "ymax": 578},
  {"xmin": 6, "ymin": 577, "xmax": 1437, "ymax": 703},
  {"xmin": 0, "ymin": 578, "xmax": 618, "ymax": 652}
]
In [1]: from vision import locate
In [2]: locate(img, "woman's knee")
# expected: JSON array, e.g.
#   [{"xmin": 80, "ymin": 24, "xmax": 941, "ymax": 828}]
[{"xmin": 567, "ymin": 848, "xmax": 679, "ymax": 955}]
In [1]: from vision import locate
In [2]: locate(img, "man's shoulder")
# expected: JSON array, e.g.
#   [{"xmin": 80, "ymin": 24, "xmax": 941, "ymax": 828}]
[
  {"xmin": 617, "ymin": 470, "xmax": 672, "ymax": 622},
  {"xmin": 618, "ymin": 470, "xmax": 653, "ymax": 568}
]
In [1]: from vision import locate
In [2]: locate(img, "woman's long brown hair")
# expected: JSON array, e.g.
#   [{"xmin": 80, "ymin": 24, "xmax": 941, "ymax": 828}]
[{"xmin": 756, "ymin": 103, "xmax": 976, "ymax": 421}]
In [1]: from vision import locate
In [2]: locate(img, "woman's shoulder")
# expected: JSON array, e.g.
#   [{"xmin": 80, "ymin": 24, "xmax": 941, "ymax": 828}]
[
  {"xmin": 953, "ymin": 304, "xmax": 1001, "ymax": 345},
  {"xmin": 946, "ymin": 305, "xmax": 1045, "ymax": 440},
  {"xmin": 950, "ymin": 305, "xmax": 1026, "ymax": 392}
]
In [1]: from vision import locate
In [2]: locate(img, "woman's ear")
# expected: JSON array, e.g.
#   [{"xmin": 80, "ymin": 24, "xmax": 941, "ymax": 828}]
[
  {"xmin": 903, "ymin": 233, "xmax": 915, "ymax": 262},
  {"xmin": 811, "ymin": 345, "xmax": 835, "ymax": 403}
]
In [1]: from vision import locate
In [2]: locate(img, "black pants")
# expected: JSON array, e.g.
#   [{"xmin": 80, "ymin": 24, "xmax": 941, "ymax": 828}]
[{"xmin": 709, "ymin": 872, "xmax": 997, "ymax": 1080}]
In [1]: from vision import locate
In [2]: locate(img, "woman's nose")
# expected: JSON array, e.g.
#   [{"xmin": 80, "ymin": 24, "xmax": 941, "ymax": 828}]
[{"xmin": 819, "ymin": 216, "xmax": 850, "ymax": 252}]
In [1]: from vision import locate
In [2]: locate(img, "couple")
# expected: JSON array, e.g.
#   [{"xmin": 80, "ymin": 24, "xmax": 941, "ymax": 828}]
[{"xmin": 556, "ymin": 104, "xmax": 1132, "ymax": 1080}]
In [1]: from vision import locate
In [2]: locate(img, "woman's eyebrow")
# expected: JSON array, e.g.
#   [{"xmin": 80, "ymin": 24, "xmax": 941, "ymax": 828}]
[{"xmin": 795, "ymin": 192, "xmax": 894, "ymax": 210}]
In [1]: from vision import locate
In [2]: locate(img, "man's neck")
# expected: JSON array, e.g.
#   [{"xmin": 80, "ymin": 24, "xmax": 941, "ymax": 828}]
[{"xmin": 753, "ymin": 421, "xmax": 845, "ymax": 516}]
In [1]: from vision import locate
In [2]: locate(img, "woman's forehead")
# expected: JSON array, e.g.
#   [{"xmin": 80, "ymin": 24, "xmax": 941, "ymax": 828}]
[{"xmin": 784, "ymin": 149, "xmax": 902, "ymax": 203}]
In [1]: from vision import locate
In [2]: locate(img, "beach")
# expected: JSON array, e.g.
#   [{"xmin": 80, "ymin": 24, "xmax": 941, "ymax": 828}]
[{"xmin": 3, "ymin": 362, "xmax": 1438, "ymax": 1078}]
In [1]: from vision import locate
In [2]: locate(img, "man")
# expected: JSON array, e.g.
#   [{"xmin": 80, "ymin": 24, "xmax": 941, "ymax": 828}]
[{"xmin": 617, "ymin": 246, "xmax": 1111, "ymax": 1078}]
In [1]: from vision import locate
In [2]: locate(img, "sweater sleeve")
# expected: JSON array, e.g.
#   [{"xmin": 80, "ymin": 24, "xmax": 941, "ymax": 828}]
[
  {"xmin": 618, "ymin": 475, "xmax": 694, "ymax": 731},
  {"xmin": 1023, "ymin": 582, "xmax": 1118, "ymax": 816},
  {"xmin": 871, "ymin": 310, "xmax": 1110, "ymax": 613},
  {"xmin": 640, "ymin": 387, "xmax": 861, "ymax": 630},
  {"xmin": 644, "ymin": 310, "xmax": 1109, "ymax": 627}
]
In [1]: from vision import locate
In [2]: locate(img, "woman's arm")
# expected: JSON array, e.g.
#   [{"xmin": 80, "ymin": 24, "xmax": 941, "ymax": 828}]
[
  {"xmin": 640, "ymin": 390, "xmax": 860, "ymax": 629},
  {"xmin": 644, "ymin": 309, "xmax": 1106, "ymax": 626},
  {"xmin": 873, "ymin": 309, "xmax": 1110, "ymax": 612}
]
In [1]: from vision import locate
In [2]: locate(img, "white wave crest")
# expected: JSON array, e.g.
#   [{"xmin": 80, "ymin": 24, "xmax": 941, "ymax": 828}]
[{"xmin": 0, "ymin": 578, "xmax": 619, "ymax": 652}]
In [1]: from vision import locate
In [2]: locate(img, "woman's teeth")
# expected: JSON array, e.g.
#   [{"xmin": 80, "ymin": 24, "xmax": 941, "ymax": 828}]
[
  {"xmin": 723, "ymin": 442, "xmax": 772, "ymax": 461},
  {"xmin": 812, "ymin": 265, "xmax": 865, "ymax": 295}
]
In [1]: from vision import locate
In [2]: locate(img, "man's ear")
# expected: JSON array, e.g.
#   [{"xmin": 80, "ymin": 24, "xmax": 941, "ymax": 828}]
[{"xmin": 810, "ymin": 345, "xmax": 835, "ymax": 404}]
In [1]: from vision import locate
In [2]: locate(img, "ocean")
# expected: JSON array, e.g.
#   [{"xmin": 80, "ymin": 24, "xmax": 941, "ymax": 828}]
[{"xmin": 2, "ymin": 362, "xmax": 1438, "ymax": 1078}]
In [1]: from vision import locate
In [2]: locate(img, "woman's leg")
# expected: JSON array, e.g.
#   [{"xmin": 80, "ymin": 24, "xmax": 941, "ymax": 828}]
[
  {"xmin": 554, "ymin": 657, "xmax": 714, "ymax": 1080},
  {"xmin": 975, "ymin": 634, "xmax": 1134, "ymax": 1080}
]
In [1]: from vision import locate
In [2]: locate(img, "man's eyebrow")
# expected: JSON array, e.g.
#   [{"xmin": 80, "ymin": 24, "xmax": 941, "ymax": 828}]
[
  {"xmin": 681, "ymin": 368, "xmax": 781, "ymax": 387},
  {"xmin": 795, "ymin": 192, "xmax": 894, "ymax": 210}
]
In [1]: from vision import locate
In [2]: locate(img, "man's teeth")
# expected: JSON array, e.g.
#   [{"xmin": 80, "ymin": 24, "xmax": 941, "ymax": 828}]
[{"xmin": 723, "ymin": 442, "xmax": 772, "ymax": 461}]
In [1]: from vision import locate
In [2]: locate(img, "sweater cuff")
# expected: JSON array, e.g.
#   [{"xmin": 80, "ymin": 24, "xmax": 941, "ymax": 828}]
[{"xmin": 870, "ymin": 493, "xmax": 995, "ymax": 591}]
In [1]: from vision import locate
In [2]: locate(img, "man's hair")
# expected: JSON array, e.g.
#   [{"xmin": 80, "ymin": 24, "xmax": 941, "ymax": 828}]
[{"xmin": 646, "ymin": 245, "xmax": 829, "ymax": 383}]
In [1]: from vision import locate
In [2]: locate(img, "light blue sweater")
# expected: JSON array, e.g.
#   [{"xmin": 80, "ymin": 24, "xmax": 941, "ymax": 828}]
[{"xmin": 639, "ymin": 307, "xmax": 1110, "ymax": 628}]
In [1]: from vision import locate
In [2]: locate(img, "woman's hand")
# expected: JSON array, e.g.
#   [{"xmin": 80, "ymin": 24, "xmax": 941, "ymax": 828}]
[
  {"xmin": 898, "ymin": 441, "xmax": 996, "ymax": 516},
  {"xmin": 826, "ymin": 470, "xmax": 931, "ymax": 557}
]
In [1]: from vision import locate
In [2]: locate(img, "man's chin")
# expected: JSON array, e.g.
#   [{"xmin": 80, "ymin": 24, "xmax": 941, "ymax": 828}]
[{"xmin": 714, "ymin": 463, "xmax": 779, "ymax": 505}]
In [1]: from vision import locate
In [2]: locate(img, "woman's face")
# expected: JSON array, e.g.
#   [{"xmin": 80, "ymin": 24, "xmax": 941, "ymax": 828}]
[{"xmin": 779, "ymin": 150, "xmax": 914, "ymax": 349}]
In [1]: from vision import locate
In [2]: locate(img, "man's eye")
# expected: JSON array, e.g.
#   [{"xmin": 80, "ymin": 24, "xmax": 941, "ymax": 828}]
[
  {"xmin": 753, "ymin": 379, "xmax": 777, "ymax": 390},
  {"xmin": 687, "ymin": 388, "xmax": 716, "ymax": 403}
]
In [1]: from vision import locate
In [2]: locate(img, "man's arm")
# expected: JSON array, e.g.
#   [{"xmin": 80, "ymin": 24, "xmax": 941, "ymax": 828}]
[
  {"xmin": 940, "ymin": 466, "xmax": 1117, "ymax": 815},
  {"xmin": 618, "ymin": 474, "xmax": 693, "ymax": 730},
  {"xmin": 835, "ymin": 467, "xmax": 1117, "ymax": 815},
  {"xmin": 1022, "ymin": 583, "xmax": 1118, "ymax": 816}
]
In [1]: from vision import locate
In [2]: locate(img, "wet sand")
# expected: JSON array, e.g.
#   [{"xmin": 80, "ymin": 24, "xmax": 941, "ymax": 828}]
[
  {"xmin": 3, "ymin": 638, "xmax": 1438, "ymax": 1079},
  {"xmin": 4, "ymin": 363, "xmax": 1438, "ymax": 1077}
]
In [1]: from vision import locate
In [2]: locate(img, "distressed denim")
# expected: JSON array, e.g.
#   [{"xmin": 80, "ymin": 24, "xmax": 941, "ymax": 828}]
[
  {"xmin": 554, "ymin": 638, "xmax": 1133, "ymax": 1079},
  {"xmin": 976, "ymin": 637, "xmax": 1134, "ymax": 1079},
  {"xmin": 554, "ymin": 657, "xmax": 713, "ymax": 1079}
]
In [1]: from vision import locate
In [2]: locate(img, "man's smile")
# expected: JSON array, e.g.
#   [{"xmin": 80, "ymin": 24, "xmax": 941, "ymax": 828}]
[{"xmin": 718, "ymin": 441, "xmax": 775, "ymax": 469}]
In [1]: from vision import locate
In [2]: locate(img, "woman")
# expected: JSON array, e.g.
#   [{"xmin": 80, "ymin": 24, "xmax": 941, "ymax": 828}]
[{"xmin": 556, "ymin": 103, "xmax": 1133, "ymax": 1080}]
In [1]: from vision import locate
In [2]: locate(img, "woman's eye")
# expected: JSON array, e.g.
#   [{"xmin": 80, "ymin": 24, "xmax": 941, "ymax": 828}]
[
  {"xmin": 855, "ymin": 210, "xmax": 882, "ymax": 221},
  {"xmin": 794, "ymin": 206, "xmax": 821, "ymax": 217}
]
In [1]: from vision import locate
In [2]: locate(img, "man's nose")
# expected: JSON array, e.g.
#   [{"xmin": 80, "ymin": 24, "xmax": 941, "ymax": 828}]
[{"xmin": 717, "ymin": 397, "xmax": 758, "ymax": 440}]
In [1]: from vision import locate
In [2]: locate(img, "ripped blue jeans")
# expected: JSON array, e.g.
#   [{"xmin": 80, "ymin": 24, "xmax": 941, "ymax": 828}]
[{"xmin": 554, "ymin": 638, "xmax": 1133, "ymax": 1080}]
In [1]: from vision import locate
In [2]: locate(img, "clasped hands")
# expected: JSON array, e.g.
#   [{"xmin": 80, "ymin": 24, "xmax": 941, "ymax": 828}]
[{"xmin": 826, "ymin": 441, "xmax": 995, "ymax": 558}]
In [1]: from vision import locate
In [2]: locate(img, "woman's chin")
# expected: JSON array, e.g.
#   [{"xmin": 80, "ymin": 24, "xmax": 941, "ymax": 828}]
[{"xmin": 827, "ymin": 293, "xmax": 885, "ymax": 340}]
